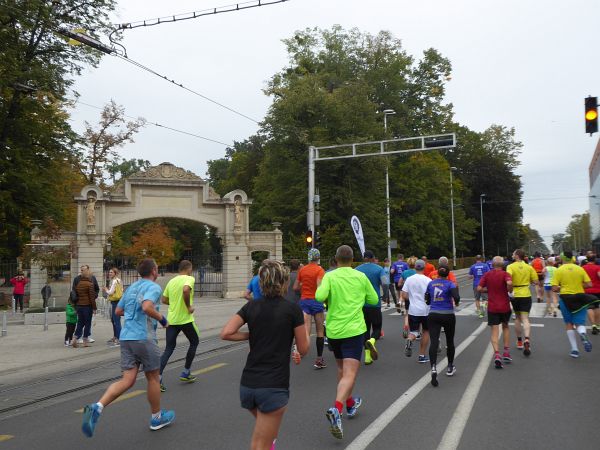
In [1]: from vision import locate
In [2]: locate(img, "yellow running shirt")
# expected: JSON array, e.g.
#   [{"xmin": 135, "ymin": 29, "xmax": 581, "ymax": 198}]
[
  {"xmin": 163, "ymin": 274, "xmax": 195, "ymax": 325},
  {"xmin": 551, "ymin": 263, "xmax": 591, "ymax": 295},
  {"xmin": 506, "ymin": 261, "xmax": 538, "ymax": 297}
]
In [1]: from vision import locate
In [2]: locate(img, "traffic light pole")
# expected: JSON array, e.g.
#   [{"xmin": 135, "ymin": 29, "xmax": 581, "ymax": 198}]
[{"xmin": 307, "ymin": 133, "xmax": 457, "ymax": 253}]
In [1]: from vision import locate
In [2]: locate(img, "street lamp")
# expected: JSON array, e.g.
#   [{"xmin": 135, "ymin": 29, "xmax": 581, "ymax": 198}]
[
  {"xmin": 383, "ymin": 109, "xmax": 396, "ymax": 262},
  {"xmin": 480, "ymin": 194, "xmax": 486, "ymax": 258},
  {"xmin": 450, "ymin": 167, "xmax": 457, "ymax": 269}
]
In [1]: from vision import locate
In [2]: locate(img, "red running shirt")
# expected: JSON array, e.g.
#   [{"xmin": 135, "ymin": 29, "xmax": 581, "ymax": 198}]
[
  {"xmin": 478, "ymin": 269, "xmax": 512, "ymax": 313},
  {"xmin": 583, "ymin": 263, "xmax": 600, "ymax": 294},
  {"xmin": 297, "ymin": 263, "xmax": 325, "ymax": 299}
]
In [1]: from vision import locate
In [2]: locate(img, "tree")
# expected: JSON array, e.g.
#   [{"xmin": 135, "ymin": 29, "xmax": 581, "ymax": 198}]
[
  {"xmin": 80, "ymin": 100, "xmax": 145, "ymax": 185},
  {"xmin": 124, "ymin": 222, "xmax": 175, "ymax": 266},
  {"xmin": 0, "ymin": 0, "xmax": 118, "ymax": 259},
  {"xmin": 107, "ymin": 157, "xmax": 151, "ymax": 184},
  {"xmin": 564, "ymin": 213, "xmax": 591, "ymax": 253}
]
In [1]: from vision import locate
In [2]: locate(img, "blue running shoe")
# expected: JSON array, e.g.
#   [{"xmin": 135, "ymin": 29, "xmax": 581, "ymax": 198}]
[
  {"xmin": 570, "ymin": 350, "xmax": 580, "ymax": 358},
  {"xmin": 346, "ymin": 397, "xmax": 362, "ymax": 418},
  {"xmin": 581, "ymin": 335, "xmax": 592, "ymax": 353},
  {"xmin": 150, "ymin": 409, "xmax": 175, "ymax": 430},
  {"xmin": 325, "ymin": 407, "xmax": 343, "ymax": 439},
  {"xmin": 81, "ymin": 403, "xmax": 101, "ymax": 438},
  {"xmin": 418, "ymin": 355, "xmax": 429, "ymax": 364},
  {"xmin": 180, "ymin": 370, "xmax": 197, "ymax": 382}
]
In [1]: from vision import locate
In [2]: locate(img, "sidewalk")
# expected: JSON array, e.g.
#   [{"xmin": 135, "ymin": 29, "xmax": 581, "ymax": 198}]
[{"xmin": 0, "ymin": 297, "xmax": 246, "ymax": 388}]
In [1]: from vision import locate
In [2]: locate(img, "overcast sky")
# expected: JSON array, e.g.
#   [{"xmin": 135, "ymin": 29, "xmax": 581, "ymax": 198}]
[{"xmin": 70, "ymin": 0, "xmax": 600, "ymax": 246}]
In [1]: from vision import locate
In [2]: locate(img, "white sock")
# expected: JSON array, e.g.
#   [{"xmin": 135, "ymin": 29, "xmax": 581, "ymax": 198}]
[
  {"xmin": 576, "ymin": 325, "xmax": 587, "ymax": 336},
  {"xmin": 95, "ymin": 402, "xmax": 104, "ymax": 413},
  {"xmin": 152, "ymin": 411, "xmax": 161, "ymax": 420},
  {"xmin": 566, "ymin": 330, "xmax": 578, "ymax": 351}
]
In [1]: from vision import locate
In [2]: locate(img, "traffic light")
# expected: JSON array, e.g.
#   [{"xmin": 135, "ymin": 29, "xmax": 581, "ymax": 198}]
[
  {"xmin": 314, "ymin": 231, "xmax": 321, "ymax": 249},
  {"xmin": 585, "ymin": 96, "xmax": 598, "ymax": 135},
  {"xmin": 305, "ymin": 230, "xmax": 313, "ymax": 248}
]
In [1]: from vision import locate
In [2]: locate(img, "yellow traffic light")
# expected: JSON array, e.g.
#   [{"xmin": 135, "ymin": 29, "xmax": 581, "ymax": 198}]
[{"xmin": 586, "ymin": 109, "xmax": 598, "ymax": 121}]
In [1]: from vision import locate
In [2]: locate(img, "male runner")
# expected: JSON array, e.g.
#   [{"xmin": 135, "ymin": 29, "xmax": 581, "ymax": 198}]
[
  {"xmin": 401, "ymin": 260, "xmax": 432, "ymax": 363},
  {"xmin": 552, "ymin": 251, "xmax": 598, "ymax": 357},
  {"xmin": 421, "ymin": 256, "xmax": 436, "ymax": 278},
  {"xmin": 531, "ymin": 252, "xmax": 545, "ymax": 302},
  {"xmin": 315, "ymin": 245, "xmax": 378, "ymax": 439},
  {"xmin": 399, "ymin": 257, "xmax": 417, "ymax": 337},
  {"xmin": 159, "ymin": 260, "xmax": 199, "ymax": 392},
  {"xmin": 390, "ymin": 253, "xmax": 409, "ymax": 313},
  {"xmin": 543, "ymin": 257, "xmax": 558, "ymax": 316},
  {"xmin": 478, "ymin": 256, "xmax": 513, "ymax": 369},
  {"xmin": 469, "ymin": 255, "xmax": 490, "ymax": 318},
  {"xmin": 429, "ymin": 256, "xmax": 458, "ymax": 283},
  {"xmin": 81, "ymin": 259, "xmax": 174, "ymax": 437},
  {"xmin": 582, "ymin": 252, "xmax": 600, "ymax": 335},
  {"xmin": 294, "ymin": 248, "xmax": 326, "ymax": 368},
  {"xmin": 355, "ymin": 250, "xmax": 385, "ymax": 365},
  {"xmin": 507, "ymin": 249, "xmax": 538, "ymax": 356}
]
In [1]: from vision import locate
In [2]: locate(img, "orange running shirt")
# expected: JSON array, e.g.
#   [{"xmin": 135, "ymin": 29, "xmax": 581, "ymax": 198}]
[
  {"xmin": 430, "ymin": 270, "xmax": 457, "ymax": 283},
  {"xmin": 297, "ymin": 263, "xmax": 325, "ymax": 299}
]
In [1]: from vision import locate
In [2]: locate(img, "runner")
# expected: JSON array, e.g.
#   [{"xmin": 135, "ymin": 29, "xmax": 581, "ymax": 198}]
[
  {"xmin": 552, "ymin": 250, "xmax": 598, "ymax": 358},
  {"xmin": 399, "ymin": 257, "xmax": 417, "ymax": 337},
  {"xmin": 401, "ymin": 260, "xmax": 432, "ymax": 363},
  {"xmin": 221, "ymin": 259, "xmax": 309, "ymax": 450},
  {"xmin": 543, "ymin": 257, "xmax": 558, "ymax": 317},
  {"xmin": 245, "ymin": 271, "xmax": 263, "ymax": 301},
  {"xmin": 425, "ymin": 265, "xmax": 460, "ymax": 386},
  {"xmin": 478, "ymin": 256, "xmax": 513, "ymax": 369},
  {"xmin": 468, "ymin": 255, "xmax": 490, "ymax": 318},
  {"xmin": 382, "ymin": 258, "xmax": 392, "ymax": 308},
  {"xmin": 315, "ymin": 245, "xmax": 378, "ymax": 440},
  {"xmin": 355, "ymin": 250, "xmax": 385, "ymax": 365},
  {"xmin": 390, "ymin": 253, "xmax": 409, "ymax": 313},
  {"xmin": 531, "ymin": 252, "xmax": 546, "ymax": 303},
  {"xmin": 422, "ymin": 256, "xmax": 436, "ymax": 278},
  {"xmin": 506, "ymin": 249, "xmax": 538, "ymax": 356},
  {"xmin": 159, "ymin": 260, "xmax": 199, "ymax": 392},
  {"xmin": 81, "ymin": 259, "xmax": 174, "ymax": 437},
  {"xmin": 429, "ymin": 256, "xmax": 458, "ymax": 283},
  {"xmin": 293, "ymin": 248, "xmax": 326, "ymax": 369},
  {"xmin": 583, "ymin": 252, "xmax": 600, "ymax": 335}
]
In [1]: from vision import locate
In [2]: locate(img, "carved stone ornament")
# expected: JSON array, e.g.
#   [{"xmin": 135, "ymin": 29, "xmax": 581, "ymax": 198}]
[{"xmin": 131, "ymin": 162, "xmax": 202, "ymax": 180}]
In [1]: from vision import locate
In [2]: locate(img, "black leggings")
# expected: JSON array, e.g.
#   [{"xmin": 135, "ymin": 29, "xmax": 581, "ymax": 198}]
[
  {"xmin": 428, "ymin": 313, "xmax": 456, "ymax": 366},
  {"xmin": 363, "ymin": 307, "xmax": 382, "ymax": 342},
  {"xmin": 160, "ymin": 322, "xmax": 199, "ymax": 374},
  {"xmin": 14, "ymin": 294, "xmax": 24, "ymax": 312},
  {"xmin": 65, "ymin": 323, "xmax": 76, "ymax": 342}
]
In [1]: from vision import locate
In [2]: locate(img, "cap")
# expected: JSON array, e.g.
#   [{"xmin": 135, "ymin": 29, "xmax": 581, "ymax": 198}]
[
  {"xmin": 308, "ymin": 248, "xmax": 321, "ymax": 261},
  {"xmin": 437, "ymin": 265, "xmax": 450, "ymax": 277},
  {"xmin": 415, "ymin": 259, "xmax": 426, "ymax": 270},
  {"xmin": 363, "ymin": 250, "xmax": 375, "ymax": 259}
]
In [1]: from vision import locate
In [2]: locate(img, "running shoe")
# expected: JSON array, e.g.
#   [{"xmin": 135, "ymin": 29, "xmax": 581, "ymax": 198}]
[
  {"xmin": 325, "ymin": 407, "xmax": 343, "ymax": 439},
  {"xmin": 592, "ymin": 325, "xmax": 599, "ymax": 335},
  {"xmin": 494, "ymin": 355, "xmax": 503, "ymax": 369},
  {"xmin": 478, "ymin": 310, "xmax": 484, "ymax": 319},
  {"xmin": 81, "ymin": 403, "xmax": 101, "ymax": 437},
  {"xmin": 346, "ymin": 396, "xmax": 362, "ymax": 418},
  {"xmin": 553, "ymin": 310, "xmax": 557, "ymax": 317},
  {"xmin": 64, "ymin": 340, "xmax": 70, "ymax": 347},
  {"xmin": 314, "ymin": 357, "xmax": 327, "ymax": 369},
  {"xmin": 149, "ymin": 409, "xmax": 175, "ymax": 430},
  {"xmin": 160, "ymin": 383, "xmax": 167, "ymax": 393},
  {"xmin": 516, "ymin": 340, "xmax": 524, "ymax": 350},
  {"xmin": 366, "ymin": 338, "xmax": 378, "ymax": 360},
  {"xmin": 446, "ymin": 364, "xmax": 456, "ymax": 376},
  {"xmin": 581, "ymin": 334, "xmax": 592, "ymax": 352},
  {"xmin": 431, "ymin": 366, "xmax": 439, "ymax": 387},
  {"xmin": 180, "ymin": 370, "xmax": 197, "ymax": 382},
  {"xmin": 502, "ymin": 352, "xmax": 512, "ymax": 363},
  {"xmin": 270, "ymin": 439, "xmax": 277, "ymax": 450},
  {"xmin": 364, "ymin": 349, "xmax": 372, "ymax": 365},
  {"xmin": 523, "ymin": 340, "xmax": 531, "ymax": 357},
  {"xmin": 402, "ymin": 326, "xmax": 409, "ymax": 339},
  {"xmin": 87, "ymin": 338, "xmax": 95, "ymax": 343},
  {"xmin": 570, "ymin": 350, "xmax": 580, "ymax": 358},
  {"xmin": 418, "ymin": 355, "xmax": 429, "ymax": 364},
  {"xmin": 404, "ymin": 340, "xmax": 413, "ymax": 357}
]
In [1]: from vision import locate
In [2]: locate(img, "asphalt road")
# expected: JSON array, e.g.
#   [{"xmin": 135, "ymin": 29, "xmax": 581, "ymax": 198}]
[{"xmin": 1, "ymin": 277, "xmax": 599, "ymax": 449}]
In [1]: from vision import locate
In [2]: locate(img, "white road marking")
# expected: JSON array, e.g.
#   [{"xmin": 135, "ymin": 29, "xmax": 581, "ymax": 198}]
[
  {"xmin": 436, "ymin": 340, "xmax": 493, "ymax": 450},
  {"xmin": 345, "ymin": 322, "xmax": 487, "ymax": 450}
]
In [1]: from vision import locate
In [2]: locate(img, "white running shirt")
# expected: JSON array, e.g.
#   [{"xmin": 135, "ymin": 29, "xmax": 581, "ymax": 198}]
[{"xmin": 401, "ymin": 273, "xmax": 432, "ymax": 316}]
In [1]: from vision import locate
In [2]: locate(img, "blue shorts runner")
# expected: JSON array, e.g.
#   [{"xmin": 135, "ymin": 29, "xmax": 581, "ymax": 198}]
[
  {"xmin": 240, "ymin": 386, "xmax": 289, "ymax": 413},
  {"xmin": 328, "ymin": 334, "xmax": 364, "ymax": 361},
  {"xmin": 299, "ymin": 299, "xmax": 325, "ymax": 315},
  {"xmin": 559, "ymin": 299, "xmax": 588, "ymax": 325}
]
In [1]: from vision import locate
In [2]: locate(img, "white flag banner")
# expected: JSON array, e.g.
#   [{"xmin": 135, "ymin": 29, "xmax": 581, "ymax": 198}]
[{"xmin": 350, "ymin": 215, "xmax": 366, "ymax": 256}]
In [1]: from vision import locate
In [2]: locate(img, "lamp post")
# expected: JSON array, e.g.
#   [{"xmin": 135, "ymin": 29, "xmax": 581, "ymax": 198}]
[
  {"xmin": 480, "ymin": 194, "xmax": 486, "ymax": 258},
  {"xmin": 383, "ymin": 109, "xmax": 396, "ymax": 262},
  {"xmin": 450, "ymin": 167, "xmax": 457, "ymax": 269}
]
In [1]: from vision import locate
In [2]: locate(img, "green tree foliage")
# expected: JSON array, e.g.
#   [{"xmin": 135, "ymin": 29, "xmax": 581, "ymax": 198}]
[
  {"xmin": 0, "ymin": 0, "xmax": 117, "ymax": 259},
  {"xmin": 205, "ymin": 26, "xmax": 524, "ymax": 258},
  {"xmin": 107, "ymin": 157, "xmax": 151, "ymax": 184},
  {"xmin": 563, "ymin": 213, "xmax": 590, "ymax": 253}
]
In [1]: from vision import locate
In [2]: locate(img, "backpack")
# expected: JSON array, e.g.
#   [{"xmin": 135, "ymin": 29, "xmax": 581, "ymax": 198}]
[
  {"xmin": 532, "ymin": 258, "xmax": 544, "ymax": 273},
  {"xmin": 70, "ymin": 279, "xmax": 79, "ymax": 304}
]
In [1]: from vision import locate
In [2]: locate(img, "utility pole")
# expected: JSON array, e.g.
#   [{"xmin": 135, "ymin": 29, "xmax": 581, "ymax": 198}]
[{"xmin": 480, "ymin": 194, "xmax": 486, "ymax": 258}]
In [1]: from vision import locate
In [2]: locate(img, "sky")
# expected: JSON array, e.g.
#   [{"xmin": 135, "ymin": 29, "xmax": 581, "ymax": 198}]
[{"xmin": 69, "ymin": 0, "xmax": 600, "ymax": 247}]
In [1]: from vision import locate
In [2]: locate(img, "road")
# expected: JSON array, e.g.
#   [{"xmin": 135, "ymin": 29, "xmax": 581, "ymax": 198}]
[{"xmin": 1, "ymin": 274, "xmax": 599, "ymax": 449}]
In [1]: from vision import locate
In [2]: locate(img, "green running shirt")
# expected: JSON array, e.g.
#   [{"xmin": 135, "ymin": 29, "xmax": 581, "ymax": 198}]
[{"xmin": 163, "ymin": 274, "xmax": 195, "ymax": 325}]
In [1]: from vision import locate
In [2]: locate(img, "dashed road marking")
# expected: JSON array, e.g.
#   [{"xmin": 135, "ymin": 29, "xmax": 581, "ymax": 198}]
[
  {"xmin": 0, "ymin": 435, "xmax": 14, "ymax": 442},
  {"xmin": 191, "ymin": 363, "xmax": 227, "ymax": 376},
  {"xmin": 75, "ymin": 390, "xmax": 146, "ymax": 413}
]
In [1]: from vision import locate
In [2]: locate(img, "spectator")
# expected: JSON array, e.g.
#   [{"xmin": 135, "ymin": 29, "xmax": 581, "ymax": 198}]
[
  {"xmin": 10, "ymin": 272, "xmax": 29, "ymax": 312},
  {"xmin": 41, "ymin": 281, "xmax": 52, "ymax": 309},
  {"xmin": 73, "ymin": 265, "xmax": 97, "ymax": 347},
  {"xmin": 72, "ymin": 265, "xmax": 99, "ymax": 343},
  {"xmin": 65, "ymin": 297, "xmax": 78, "ymax": 347},
  {"xmin": 103, "ymin": 268, "xmax": 123, "ymax": 346}
]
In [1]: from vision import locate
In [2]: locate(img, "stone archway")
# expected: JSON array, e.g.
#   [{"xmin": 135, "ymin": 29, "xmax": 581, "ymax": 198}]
[{"xmin": 72, "ymin": 162, "xmax": 281, "ymax": 298}]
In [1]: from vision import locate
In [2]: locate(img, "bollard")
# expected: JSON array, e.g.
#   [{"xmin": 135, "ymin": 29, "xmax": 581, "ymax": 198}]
[
  {"xmin": 11, "ymin": 297, "xmax": 16, "ymax": 316},
  {"xmin": 1, "ymin": 311, "xmax": 7, "ymax": 337},
  {"xmin": 52, "ymin": 297, "xmax": 56, "ymax": 308},
  {"xmin": 43, "ymin": 306, "xmax": 48, "ymax": 331}
]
